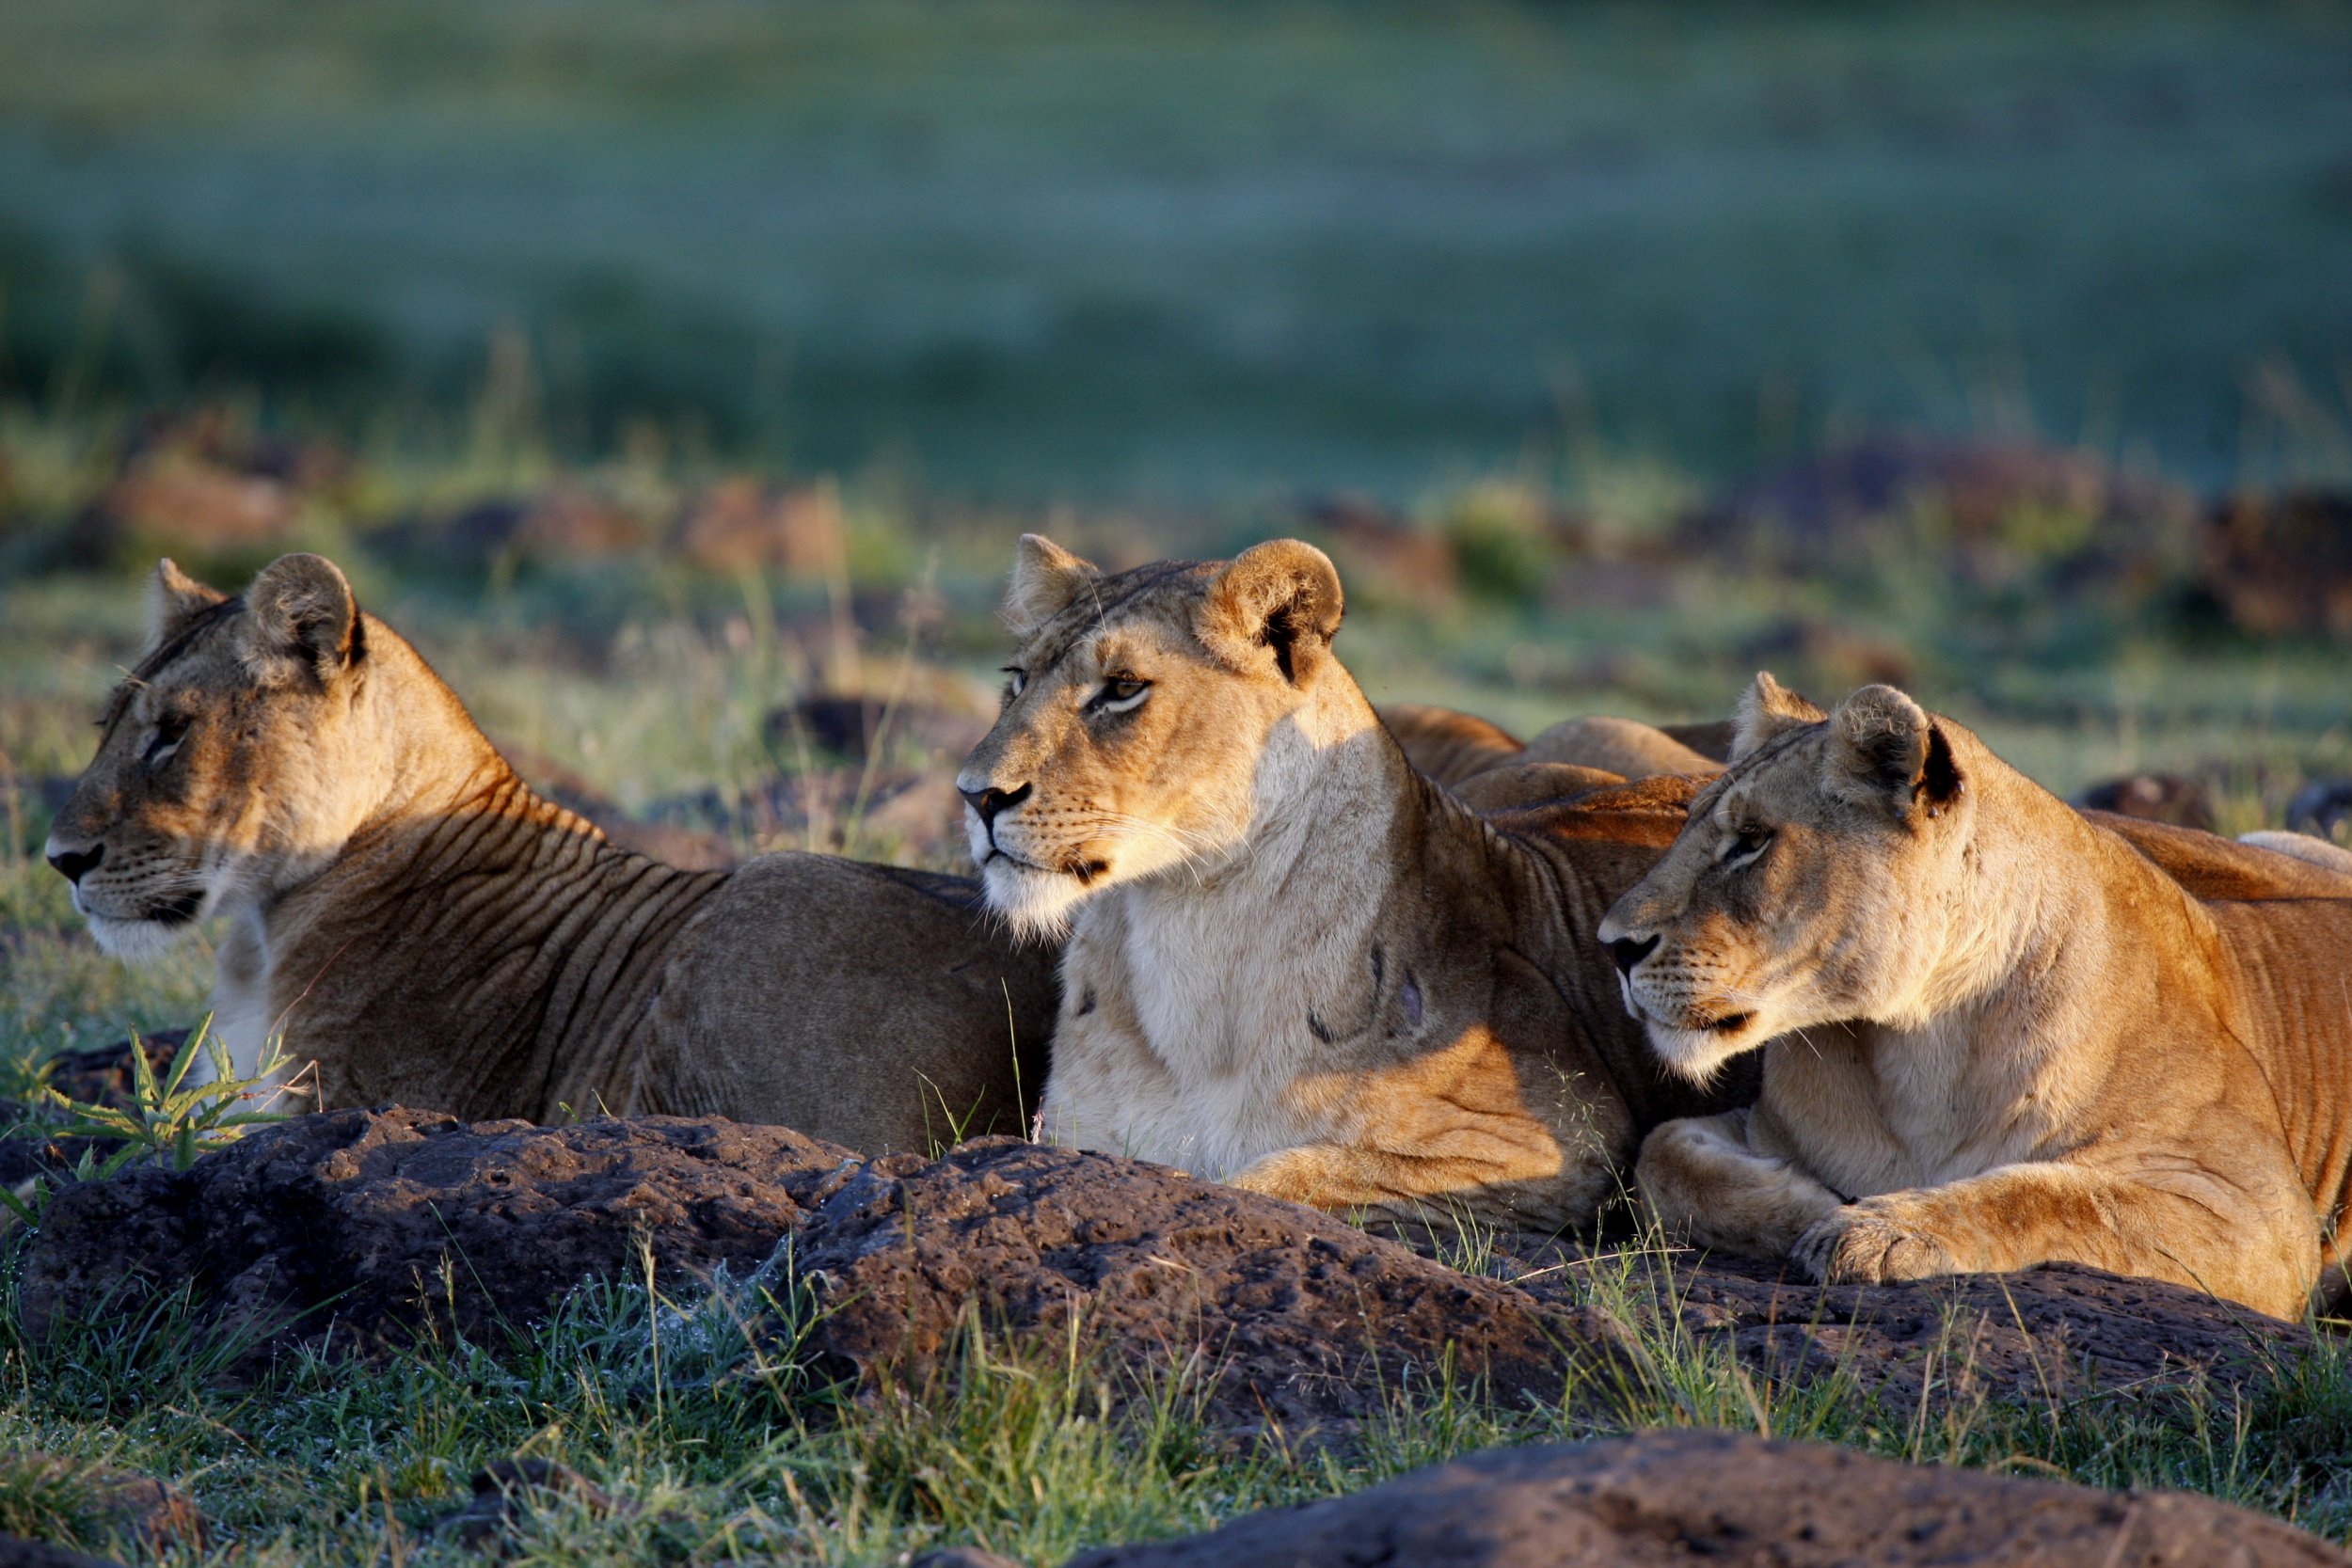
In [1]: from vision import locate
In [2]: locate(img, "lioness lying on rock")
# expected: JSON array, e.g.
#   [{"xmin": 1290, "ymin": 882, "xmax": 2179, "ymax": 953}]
[
  {"xmin": 43, "ymin": 553, "xmax": 1057, "ymax": 1153},
  {"xmin": 1600, "ymin": 673, "xmax": 2352, "ymax": 1319},
  {"xmin": 951, "ymin": 534, "xmax": 1754, "ymax": 1229}
]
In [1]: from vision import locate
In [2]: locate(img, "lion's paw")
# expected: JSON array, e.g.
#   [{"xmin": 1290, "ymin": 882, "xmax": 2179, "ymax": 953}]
[{"xmin": 1792, "ymin": 1205, "xmax": 1961, "ymax": 1286}]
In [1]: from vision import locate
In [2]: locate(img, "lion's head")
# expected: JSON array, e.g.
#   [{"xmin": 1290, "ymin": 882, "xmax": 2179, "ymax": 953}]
[
  {"xmin": 44, "ymin": 553, "xmax": 379, "ymax": 959},
  {"xmin": 1595, "ymin": 673, "xmax": 1976, "ymax": 1083},
  {"xmin": 954, "ymin": 534, "xmax": 1352, "ymax": 937}
]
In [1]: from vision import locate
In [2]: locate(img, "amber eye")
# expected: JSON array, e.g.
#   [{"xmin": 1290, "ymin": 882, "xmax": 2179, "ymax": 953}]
[
  {"xmin": 144, "ymin": 712, "xmax": 191, "ymax": 765},
  {"xmin": 1089, "ymin": 675, "xmax": 1151, "ymax": 713}
]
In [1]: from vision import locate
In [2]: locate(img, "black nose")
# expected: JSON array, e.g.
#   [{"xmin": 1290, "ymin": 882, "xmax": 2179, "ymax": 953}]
[
  {"xmin": 959, "ymin": 781, "xmax": 1032, "ymax": 827},
  {"xmin": 47, "ymin": 843, "xmax": 103, "ymax": 884},
  {"xmin": 1607, "ymin": 934, "xmax": 1660, "ymax": 975}
]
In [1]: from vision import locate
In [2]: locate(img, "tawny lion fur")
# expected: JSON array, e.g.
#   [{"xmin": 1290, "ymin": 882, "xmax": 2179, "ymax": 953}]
[
  {"xmin": 951, "ymin": 534, "xmax": 1750, "ymax": 1229},
  {"xmin": 1599, "ymin": 673, "xmax": 2352, "ymax": 1320},
  {"xmin": 45, "ymin": 554, "xmax": 1057, "ymax": 1153}
]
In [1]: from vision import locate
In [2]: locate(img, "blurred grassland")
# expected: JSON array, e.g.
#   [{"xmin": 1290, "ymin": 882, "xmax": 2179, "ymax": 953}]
[{"xmin": 1, "ymin": 1, "xmax": 2349, "ymax": 495}]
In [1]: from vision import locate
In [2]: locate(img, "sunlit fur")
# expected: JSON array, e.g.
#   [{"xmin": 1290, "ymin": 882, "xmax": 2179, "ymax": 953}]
[
  {"xmin": 1602, "ymin": 673, "xmax": 2352, "ymax": 1320},
  {"xmin": 45, "ymin": 554, "xmax": 1059, "ymax": 1151},
  {"xmin": 953, "ymin": 534, "xmax": 1749, "ymax": 1230}
]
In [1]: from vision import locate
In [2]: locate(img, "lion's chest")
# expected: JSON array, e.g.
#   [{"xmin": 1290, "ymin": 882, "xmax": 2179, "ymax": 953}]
[{"xmin": 1041, "ymin": 895, "xmax": 1361, "ymax": 1180}]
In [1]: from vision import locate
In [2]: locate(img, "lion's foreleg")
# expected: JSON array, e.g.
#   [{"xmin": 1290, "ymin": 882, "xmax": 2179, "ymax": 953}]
[
  {"xmin": 1789, "ymin": 1161, "xmax": 2315, "ymax": 1319},
  {"xmin": 1229, "ymin": 1138, "xmax": 1602, "ymax": 1227},
  {"xmin": 1636, "ymin": 1111, "xmax": 1845, "ymax": 1258}
]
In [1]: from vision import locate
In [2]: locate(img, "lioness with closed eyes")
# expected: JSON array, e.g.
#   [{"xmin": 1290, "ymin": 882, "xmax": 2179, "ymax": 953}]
[{"xmin": 1601, "ymin": 674, "xmax": 2352, "ymax": 1319}]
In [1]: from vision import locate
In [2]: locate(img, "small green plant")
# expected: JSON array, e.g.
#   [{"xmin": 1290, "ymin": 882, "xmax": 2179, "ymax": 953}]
[{"xmin": 41, "ymin": 1018, "xmax": 294, "ymax": 1180}]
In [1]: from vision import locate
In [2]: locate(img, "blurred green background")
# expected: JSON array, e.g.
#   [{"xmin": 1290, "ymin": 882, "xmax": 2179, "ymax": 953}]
[{"xmin": 3, "ymin": 0, "xmax": 2348, "ymax": 499}]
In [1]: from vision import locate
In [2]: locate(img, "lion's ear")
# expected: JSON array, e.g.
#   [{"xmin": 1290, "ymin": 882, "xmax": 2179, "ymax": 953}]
[
  {"xmin": 1200, "ymin": 539, "xmax": 1344, "ymax": 686},
  {"xmin": 1729, "ymin": 672, "xmax": 1825, "ymax": 762},
  {"xmin": 238, "ymin": 553, "xmax": 361, "ymax": 686},
  {"xmin": 1005, "ymin": 533, "xmax": 1097, "ymax": 638},
  {"xmin": 1826, "ymin": 684, "xmax": 1962, "ymax": 818},
  {"xmin": 141, "ymin": 558, "xmax": 227, "ymax": 657}
]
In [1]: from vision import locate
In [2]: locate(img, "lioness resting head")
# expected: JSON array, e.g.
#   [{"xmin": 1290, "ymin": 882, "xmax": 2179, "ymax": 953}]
[
  {"xmin": 1599, "ymin": 673, "xmax": 2352, "ymax": 1319},
  {"xmin": 951, "ymin": 534, "xmax": 1751, "ymax": 1227},
  {"xmin": 44, "ymin": 554, "xmax": 1057, "ymax": 1153}
]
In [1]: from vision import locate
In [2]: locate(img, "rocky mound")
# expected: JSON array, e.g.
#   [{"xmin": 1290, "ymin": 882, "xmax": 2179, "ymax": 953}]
[
  {"xmin": 18, "ymin": 1107, "xmax": 860, "ymax": 1354},
  {"xmin": 16, "ymin": 1112, "xmax": 2309, "ymax": 1432},
  {"xmin": 787, "ymin": 1139, "xmax": 1608, "ymax": 1432},
  {"xmin": 1044, "ymin": 1429, "xmax": 2349, "ymax": 1568}
]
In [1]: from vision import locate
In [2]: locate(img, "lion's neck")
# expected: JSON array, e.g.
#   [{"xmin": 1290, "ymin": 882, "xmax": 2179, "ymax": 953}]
[
  {"xmin": 1081, "ymin": 670, "xmax": 1480, "ymax": 1089},
  {"xmin": 1846, "ymin": 749, "xmax": 2207, "ymax": 1146}
]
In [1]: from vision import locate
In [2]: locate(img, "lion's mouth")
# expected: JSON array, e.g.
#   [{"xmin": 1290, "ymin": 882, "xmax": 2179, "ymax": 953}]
[
  {"xmin": 1706, "ymin": 1010, "xmax": 1756, "ymax": 1035},
  {"xmin": 148, "ymin": 891, "xmax": 205, "ymax": 926},
  {"xmin": 987, "ymin": 847, "xmax": 1109, "ymax": 884}
]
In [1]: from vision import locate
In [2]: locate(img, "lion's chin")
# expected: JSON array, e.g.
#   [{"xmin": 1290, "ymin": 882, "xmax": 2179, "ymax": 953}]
[
  {"xmin": 979, "ymin": 854, "xmax": 1101, "ymax": 942},
  {"xmin": 1641, "ymin": 1013, "xmax": 1772, "ymax": 1086},
  {"xmin": 83, "ymin": 911, "xmax": 200, "ymax": 963}
]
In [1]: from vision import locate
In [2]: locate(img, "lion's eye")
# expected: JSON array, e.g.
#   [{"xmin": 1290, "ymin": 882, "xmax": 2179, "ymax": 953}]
[
  {"xmin": 1089, "ymin": 675, "xmax": 1151, "ymax": 714},
  {"xmin": 144, "ymin": 712, "xmax": 190, "ymax": 765},
  {"xmin": 1720, "ymin": 825, "xmax": 1773, "ymax": 866},
  {"xmin": 1000, "ymin": 667, "xmax": 1027, "ymax": 702}
]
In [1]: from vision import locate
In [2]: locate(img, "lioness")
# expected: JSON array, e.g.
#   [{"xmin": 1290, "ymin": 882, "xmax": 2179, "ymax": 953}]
[
  {"xmin": 43, "ymin": 554, "xmax": 1057, "ymax": 1153},
  {"xmin": 949, "ymin": 534, "xmax": 1752, "ymax": 1227},
  {"xmin": 1599, "ymin": 673, "xmax": 2352, "ymax": 1319},
  {"xmin": 1380, "ymin": 704, "xmax": 1718, "ymax": 791}
]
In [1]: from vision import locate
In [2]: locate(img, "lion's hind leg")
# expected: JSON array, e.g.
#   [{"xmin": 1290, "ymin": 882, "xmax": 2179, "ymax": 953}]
[{"xmin": 1636, "ymin": 1111, "xmax": 1845, "ymax": 1259}]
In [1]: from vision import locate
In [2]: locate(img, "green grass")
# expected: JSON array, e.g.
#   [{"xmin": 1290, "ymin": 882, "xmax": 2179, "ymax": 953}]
[{"xmin": 4, "ymin": 1208, "xmax": 2352, "ymax": 1563}]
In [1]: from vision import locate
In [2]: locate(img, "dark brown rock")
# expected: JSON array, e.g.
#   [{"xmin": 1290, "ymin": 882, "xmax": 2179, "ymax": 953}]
[
  {"xmin": 0, "ymin": 1032, "xmax": 189, "ymax": 1188},
  {"xmin": 2073, "ymin": 773, "xmax": 2217, "ymax": 832},
  {"xmin": 437, "ymin": 1459, "xmax": 629, "ymax": 1552},
  {"xmin": 2201, "ymin": 489, "xmax": 2352, "ymax": 640},
  {"xmin": 1495, "ymin": 1241, "xmax": 2299, "ymax": 1408},
  {"xmin": 2287, "ymin": 781, "xmax": 2352, "ymax": 845},
  {"xmin": 791, "ymin": 1140, "xmax": 1612, "ymax": 1435},
  {"xmin": 0, "ymin": 1453, "xmax": 201, "ymax": 1558},
  {"xmin": 19, "ymin": 1108, "xmax": 857, "ymax": 1357},
  {"xmin": 1690, "ymin": 434, "xmax": 2191, "ymax": 588},
  {"xmin": 0, "ymin": 1536, "xmax": 123, "ymax": 1568},
  {"xmin": 1062, "ymin": 1429, "xmax": 2348, "ymax": 1567}
]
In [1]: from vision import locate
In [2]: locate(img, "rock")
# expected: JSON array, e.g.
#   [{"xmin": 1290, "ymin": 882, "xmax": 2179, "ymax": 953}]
[
  {"xmin": 1302, "ymin": 494, "xmax": 1460, "ymax": 603},
  {"xmin": 788, "ymin": 1140, "xmax": 1613, "ymax": 1435},
  {"xmin": 1061, "ymin": 1429, "xmax": 2348, "ymax": 1567},
  {"xmin": 437, "ymin": 1459, "xmax": 629, "ymax": 1552},
  {"xmin": 2201, "ymin": 489, "xmax": 2352, "ymax": 640},
  {"xmin": 0, "ymin": 1537, "xmax": 124, "ymax": 1568},
  {"xmin": 768, "ymin": 692, "xmax": 992, "ymax": 766},
  {"xmin": 912, "ymin": 1553, "xmax": 1027, "ymax": 1568},
  {"xmin": 1495, "ymin": 1242, "xmax": 2298, "ymax": 1408},
  {"xmin": 16, "ymin": 1111, "xmax": 2312, "ymax": 1433},
  {"xmin": 647, "ymin": 768, "xmax": 963, "ymax": 862},
  {"xmin": 1690, "ymin": 434, "xmax": 2191, "ymax": 587},
  {"xmin": 0, "ymin": 1032, "xmax": 190, "ymax": 1189},
  {"xmin": 67, "ymin": 408, "xmax": 344, "ymax": 567},
  {"xmin": 675, "ymin": 478, "xmax": 846, "ymax": 578},
  {"xmin": 19, "ymin": 1108, "xmax": 858, "ymax": 1359},
  {"xmin": 2074, "ymin": 773, "xmax": 2217, "ymax": 832},
  {"xmin": 0, "ymin": 1454, "xmax": 202, "ymax": 1557},
  {"xmin": 2287, "ymin": 779, "xmax": 2352, "ymax": 844}
]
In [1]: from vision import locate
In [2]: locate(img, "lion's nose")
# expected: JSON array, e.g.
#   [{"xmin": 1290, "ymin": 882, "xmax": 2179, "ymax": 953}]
[
  {"xmin": 958, "ymin": 782, "xmax": 1032, "ymax": 827},
  {"xmin": 1607, "ymin": 934, "xmax": 1660, "ymax": 975},
  {"xmin": 46, "ymin": 842, "xmax": 104, "ymax": 884}
]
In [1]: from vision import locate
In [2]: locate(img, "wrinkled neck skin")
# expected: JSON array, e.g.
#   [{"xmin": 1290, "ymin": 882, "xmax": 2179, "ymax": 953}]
[{"xmin": 207, "ymin": 622, "xmax": 722, "ymax": 1110}]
